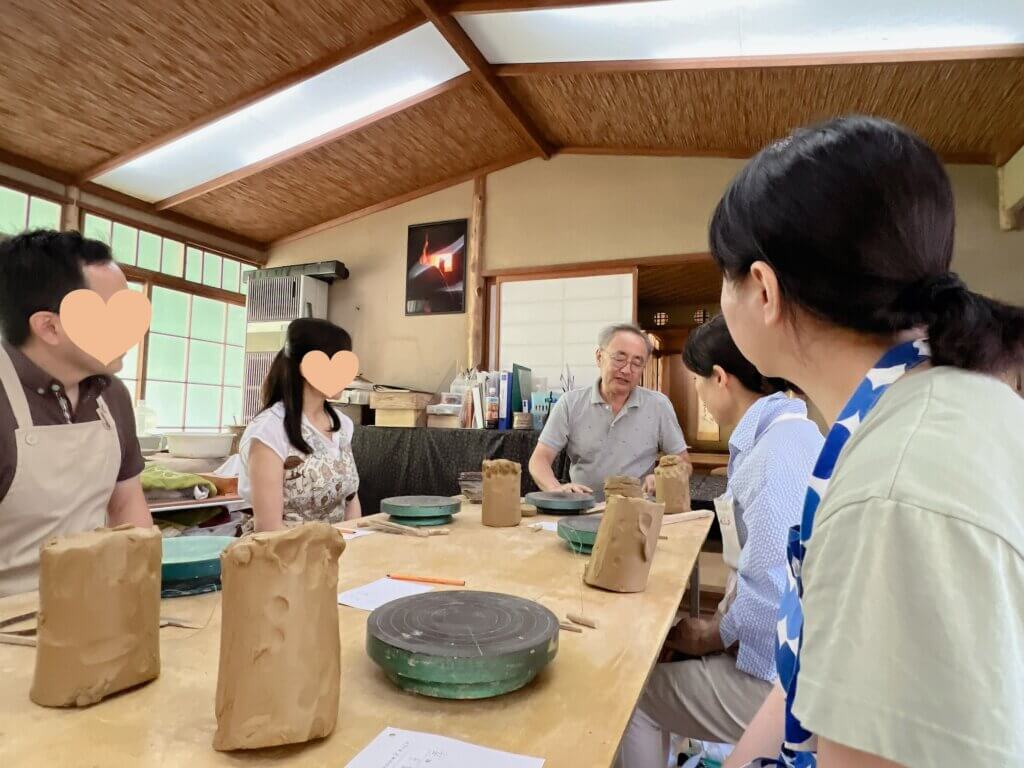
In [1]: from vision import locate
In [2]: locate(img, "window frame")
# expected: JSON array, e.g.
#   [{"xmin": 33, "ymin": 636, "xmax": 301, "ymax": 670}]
[{"xmin": 0, "ymin": 175, "xmax": 66, "ymax": 235}]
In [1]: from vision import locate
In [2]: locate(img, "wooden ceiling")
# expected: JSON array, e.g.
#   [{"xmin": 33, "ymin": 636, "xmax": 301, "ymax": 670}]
[
  {"xmin": 1, "ymin": 0, "xmax": 1022, "ymax": 248},
  {"xmin": 638, "ymin": 259, "xmax": 721, "ymax": 306}
]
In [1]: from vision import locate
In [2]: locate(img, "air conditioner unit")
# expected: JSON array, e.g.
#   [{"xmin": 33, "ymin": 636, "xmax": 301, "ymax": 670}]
[{"xmin": 242, "ymin": 272, "xmax": 331, "ymax": 422}]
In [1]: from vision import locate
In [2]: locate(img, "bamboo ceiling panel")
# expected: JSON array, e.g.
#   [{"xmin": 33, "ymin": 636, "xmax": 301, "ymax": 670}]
[
  {"xmin": 638, "ymin": 260, "xmax": 721, "ymax": 305},
  {"xmin": 173, "ymin": 83, "xmax": 530, "ymax": 241},
  {"xmin": 0, "ymin": 0, "xmax": 416, "ymax": 174},
  {"xmin": 506, "ymin": 58, "xmax": 1024, "ymax": 164}
]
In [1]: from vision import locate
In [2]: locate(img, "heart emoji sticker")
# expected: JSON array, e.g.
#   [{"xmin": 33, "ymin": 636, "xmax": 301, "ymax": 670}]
[
  {"xmin": 300, "ymin": 351, "xmax": 360, "ymax": 398},
  {"xmin": 59, "ymin": 289, "xmax": 152, "ymax": 366}
]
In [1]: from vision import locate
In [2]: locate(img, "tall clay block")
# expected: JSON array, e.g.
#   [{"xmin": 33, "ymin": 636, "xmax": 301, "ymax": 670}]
[
  {"xmin": 655, "ymin": 455, "xmax": 692, "ymax": 515},
  {"xmin": 30, "ymin": 525, "xmax": 162, "ymax": 708},
  {"xmin": 584, "ymin": 496, "xmax": 665, "ymax": 593},
  {"xmin": 482, "ymin": 459, "xmax": 522, "ymax": 527},
  {"xmin": 214, "ymin": 523, "xmax": 346, "ymax": 751},
  {"xmin": 603, "ymin": 475, "xmax": 643, "ymax": 499}
]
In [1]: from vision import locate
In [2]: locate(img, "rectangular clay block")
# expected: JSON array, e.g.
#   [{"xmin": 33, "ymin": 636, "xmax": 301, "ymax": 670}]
[
  {"xmin": 655, "ymin": 455, "xmax": 692, "ymax": 515},
  {"xmin": 30, "ymin": 524, "xmax": 162, "ymax": 708},
  {"xmin": 602, "ymin": 475, "xmax": 643, "ymax": 499},
  {"xmin": 214, "ymin": 523, "xmax": 346, "ymax": 751},
  {"xmin": 584, "ymin": 496, "xmax": 665, "ymax": 593},
  {"xmin": 482, "ymin": 459, "xmax": 522, "ymax": 527}
]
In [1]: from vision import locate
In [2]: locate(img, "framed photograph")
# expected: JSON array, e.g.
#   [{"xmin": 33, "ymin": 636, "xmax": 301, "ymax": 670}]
[{"xmin": 405, "ymin": 219, "xmax": 467, "ymax": 316}]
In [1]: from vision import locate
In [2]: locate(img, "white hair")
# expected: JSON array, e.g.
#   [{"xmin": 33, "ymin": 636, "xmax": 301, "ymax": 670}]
[{"xmin": 598, "ymin": 323, "xmax": 653, "ymax": 357}]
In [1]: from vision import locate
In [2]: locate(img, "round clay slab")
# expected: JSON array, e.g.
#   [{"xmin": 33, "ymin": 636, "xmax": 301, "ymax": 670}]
[
  {"xmin": 367, "ymin": 590, "xmax": 559, "ymax": 699},
  {"xmin": 524, "ymin": 491, "xmax": 595, "ymax": 514},
  {"xmin": 381, "ymin": 495, "xmax": 461, "ymax": 518},
  {"xmin": 557, "ymin": 515, "xmax": 602, "ymax": 549}
]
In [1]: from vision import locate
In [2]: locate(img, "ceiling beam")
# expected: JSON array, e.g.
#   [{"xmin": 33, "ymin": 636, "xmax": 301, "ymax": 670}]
[
  {"xmin": 77, "ymin": 12, "xmax": 425, "ymax": 184},
  {"xmin": 155, "ymin": 73, "xmax": 474, "ymax": 211},
  {"xmin": 495, "ymin": 43, "xmax": 1024, "ymax": 76},
  {"xmin": 558, "ymin": 145, "xmax": 993, "ymax": 165},
  {"xmin": 410, "ymin": 0, "xmax": 553, "ymax": 158},
  {"xmin": 272, "ymin": 150, "xmax": 538, "ymax": 247},
  {"xmin": 448, "ymin": 0, "xmax": 633, "ymax": 11}
]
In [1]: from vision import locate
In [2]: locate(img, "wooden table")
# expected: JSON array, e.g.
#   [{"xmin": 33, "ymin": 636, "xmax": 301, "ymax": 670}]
[{"xmin": 0, "ymin": 505, "xmax": 710, "ymax": 767}]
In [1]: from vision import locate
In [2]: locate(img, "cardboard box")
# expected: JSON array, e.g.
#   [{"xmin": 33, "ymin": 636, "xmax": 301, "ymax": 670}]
[{"xmin": 375, "ymin": 409, "xmax": 427, "ymax": 428}]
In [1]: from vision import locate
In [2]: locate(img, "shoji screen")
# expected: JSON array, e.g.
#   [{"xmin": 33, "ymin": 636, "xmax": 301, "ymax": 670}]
[{"xmin": 499, "ymin": 272, "xmax": 634, "ymax": 391}]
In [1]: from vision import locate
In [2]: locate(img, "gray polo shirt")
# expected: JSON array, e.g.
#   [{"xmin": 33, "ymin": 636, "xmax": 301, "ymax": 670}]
[{"xmin": 538, "ymin": 380, "xmax": 687, "ymax": 500}]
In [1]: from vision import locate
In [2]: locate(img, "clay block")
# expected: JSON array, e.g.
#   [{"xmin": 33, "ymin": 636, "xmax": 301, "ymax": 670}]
[
  {"xmin": 603, "ymin": 475, "xmax": 643, "ymax": 499},
  {"xmin": 30, "ymin": 525, "xmax": 162, "ymax": 708},
  {"xmin": 214, "ymin": 523, "xmax": 346, "ymax": 751},
  {"xmin": 584, "ymin": 496, "xmax": 665, "ymax": 593},
  {"xmin": 482, "ymin": 459, "xmax": 522, "ymax": 528},
  {"xmin": 655, "ymin": 455, "xmax": 692, "ymax": 515}
]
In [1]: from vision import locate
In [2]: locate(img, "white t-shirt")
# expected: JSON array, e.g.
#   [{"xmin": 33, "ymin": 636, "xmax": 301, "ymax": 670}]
[{"xmin": 238, "ymin": 402, "xmax": 355, "ymax": 503}]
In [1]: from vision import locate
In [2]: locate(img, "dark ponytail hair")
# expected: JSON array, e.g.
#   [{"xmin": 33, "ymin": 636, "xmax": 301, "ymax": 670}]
[
  {"xmin": 683, "ymin": 314, "xmax": 791, "ymax": 395},
  {"xmin": 709, "ymin": 115, "xmax": 1024, "ymax": 373},
  {"xmin": 261, "ymin": 318, "xmax": 352, "ymax": 455}
]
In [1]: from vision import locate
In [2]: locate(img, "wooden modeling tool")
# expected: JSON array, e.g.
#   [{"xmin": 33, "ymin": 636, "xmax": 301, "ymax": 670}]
[
  {"xmin": 566, "ymin": 613, "xmax": 598, "ymax": 629},
  {"xmin": 387, "ymin": 574, "xmax": 466, "ymax": 587}
]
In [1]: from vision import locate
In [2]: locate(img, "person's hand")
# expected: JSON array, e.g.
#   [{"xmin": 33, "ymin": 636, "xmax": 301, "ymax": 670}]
[
  {"xmin": 557, "ymin": 482, "xmax": 593, "ymax": 495},
  {"xmin": 664, "ymin": 616, "xmax": 723, "ymax": 657},
  {"xmin": 642, "ymin": 473, "xmax": 657, "ymax": 497}
]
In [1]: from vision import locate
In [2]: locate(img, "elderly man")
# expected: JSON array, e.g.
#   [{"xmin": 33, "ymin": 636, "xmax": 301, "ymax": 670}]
[{"xmin": 529, "ymin": 323, "xmax": 688, "ymax": 500}]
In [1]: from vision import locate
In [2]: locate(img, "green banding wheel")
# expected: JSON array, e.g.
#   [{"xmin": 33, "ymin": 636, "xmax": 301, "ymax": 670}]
[
  {"xmin": 524, "ymin": 491, "xmax": 595, "ymax": 515},
  {"xmin": 381, "ymin": 495, "xmax": 462, "ymax": 518},
  {"xmin": 161, "ymin": 535, "xmax": 234, "ymax": 583},
  {"xmin": 366, "ymin": 591, "xmax": 559, "ymax": 700},
  {"xmin": 563, "ymin": 541, "xmax": 593, "ymax": 555},
  {"xmin": 389, "ymin": 514, "xmax": 453, "ymax": 527}
]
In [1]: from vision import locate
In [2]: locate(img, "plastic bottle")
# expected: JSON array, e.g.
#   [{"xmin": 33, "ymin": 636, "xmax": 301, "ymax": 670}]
[{"xmin": 134, "ymin": 400, "xmax": 158, "ymax": 436}]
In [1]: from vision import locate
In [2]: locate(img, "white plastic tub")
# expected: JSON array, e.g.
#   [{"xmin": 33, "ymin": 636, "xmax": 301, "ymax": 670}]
[{"xmin": 163, "ymin": 432, "xmax": 235, "ymax": 459}]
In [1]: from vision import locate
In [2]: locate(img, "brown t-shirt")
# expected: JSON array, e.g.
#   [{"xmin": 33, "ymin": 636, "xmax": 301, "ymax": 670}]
[{"xmin": 0, "ymin": 342, "xmax": 144, "ymax": 501}]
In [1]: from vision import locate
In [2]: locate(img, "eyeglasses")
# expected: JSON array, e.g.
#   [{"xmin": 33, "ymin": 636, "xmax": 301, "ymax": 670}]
[{"xmin": 604, "ymin": 350, "xmax": 646, "ymax": 371}]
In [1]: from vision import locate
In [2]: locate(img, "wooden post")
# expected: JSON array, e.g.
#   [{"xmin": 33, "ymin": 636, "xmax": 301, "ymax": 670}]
[
  {"xmin": 61, "ymin": 185, "xmax": 81, "ymax": 232},
  {"xmin": 467, "ymin": 175, "xmax": 487, "ymax": 370}
]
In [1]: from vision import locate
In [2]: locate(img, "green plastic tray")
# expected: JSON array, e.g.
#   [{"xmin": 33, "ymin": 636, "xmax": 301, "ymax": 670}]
[{"xmin": 381, "ymin": 495, "xmax": 461, "ymax": 518}]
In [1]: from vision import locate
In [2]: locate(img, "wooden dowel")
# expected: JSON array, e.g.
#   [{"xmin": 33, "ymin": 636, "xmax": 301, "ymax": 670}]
[
  {"xmin": 558, "ymin": 622, "xmax": 583, "ymax": 633},
  {"xmin": 388, "ymin": 574, "xmax": 466, "ymax": 587},
  {"xmin": 566, "ymin": 613, "xmax": 598, "ymax": 629},
  {"xmin": 661, "ymin": 510, "xmax": 714, "ymax": 526}
]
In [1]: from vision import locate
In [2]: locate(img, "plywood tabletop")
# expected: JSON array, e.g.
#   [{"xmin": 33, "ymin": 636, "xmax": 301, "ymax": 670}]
[{"xmin": 0, "ymin": 505, "xmax": 710, "ymax": 767}]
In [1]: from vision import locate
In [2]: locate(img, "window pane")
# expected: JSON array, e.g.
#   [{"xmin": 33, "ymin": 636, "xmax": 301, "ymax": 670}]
[
  {"xmin": 27, "ymin": 198, "xmax": 61, "ymax": 230},
  {"xmin": 226, "ymin": 305, "xmax": 246, "ymax": 346},
  {"xmin": 185, "ymin": 247, "xmax": 203, "ymax": 282},
  {"xmin": 187, "ymin": 340, "xmax": 223, "ymax": 384},
  {"xmin": 137, "ymin": 231, "xmax": 161, "ymax": 271},
  {"xmin": 111, "ymin": 223, "xmax": 138, "ymax": 265},
  {"xmin": 221, "ymin": 387, "xmax": 242, "ymax": 427},
  {"xmin": 161, "ymin": 239, "xmax": 184, "ymax": 277},
  {"xmin": 0, "ymin": 187, "xmax": 28, "ymax": 235},
  {"xmin": 239, "ymin": 264, "xmax": 255, "ymax": 294},
  {"xmin": 147, "ymin": 381, "xmax": 185, "ymax": 430},
  {"xmin": 202, "ymin": 252, "xmax": 222, "ymax": 288},
  {"xmin": 146, "ymin": 334, "xmax": 187, "ymax": 382},
  {"xmin": 119, "ymin": 379, "xmax": 138, "ymax": 403},
  {"xmin": 119, "ymin": 342, "xmax": 139, "ymax": 381},
  {"xmin": 150, "ymin": 287, "xmax": 189, "ymax": 336},
  {"xmin": 185, "ymin": 384, "xmax": 221, "ymax": 428},
  {"xmin": 223, "ymin": 345, "xmax": 244, "ymax": 387},
  {"xmin": 127, "ymin": 282, "xmax": 144, "ymax": 293},
  {"xmin": 221, "ymin": 259, "xmax": 240, "ymax": 293},
  {"xmin": 191, "ymin": 297, "xmax": 225, "ymax": 342},
  {"xmin": 83, "ymin": 213, "xmax": 112, "ymax": 244}
]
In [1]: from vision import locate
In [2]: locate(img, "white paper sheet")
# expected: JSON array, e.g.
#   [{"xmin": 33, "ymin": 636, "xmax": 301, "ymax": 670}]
[
  {"xmin": 337, "ymin": 578, "xmax": 434, "ymax": 611},
  {"xmin": 345, "ymin": 727, "xmax": 544, "ymax": 768},
  {"xmin": 341, "ymin": 529, "xmax": 376, "ymax": 542},
  {"xmin": 530, "ymin": 522, "xmax": 559, "ymax": 532}
]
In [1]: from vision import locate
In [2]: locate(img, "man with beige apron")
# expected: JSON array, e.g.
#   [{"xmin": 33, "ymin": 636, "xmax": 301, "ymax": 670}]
[{"xmin": 0, "ymin": 230, "xmax": 152, "ymax": 598}]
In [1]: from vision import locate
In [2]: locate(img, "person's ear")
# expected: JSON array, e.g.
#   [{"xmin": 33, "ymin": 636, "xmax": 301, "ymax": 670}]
[
  {"xmin": 749, "ymin": 261, "xmax": 784, "ymax": 328},
  {"xmin": 711, "ymin": 365, "xmax": 729, "ymax": 389},
  {"xmin": 28, "ymin": 311, "xmax": 62, "ymax": 347},
  {"xmin": 594, "ymin": 347, "xmax": 602, "ymax": 367}
]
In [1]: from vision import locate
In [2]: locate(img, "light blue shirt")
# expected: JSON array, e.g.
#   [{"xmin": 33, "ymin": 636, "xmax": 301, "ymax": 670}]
[{"xmin": 718, "ymin": 392, "xmax": 824, "ymax": 682}]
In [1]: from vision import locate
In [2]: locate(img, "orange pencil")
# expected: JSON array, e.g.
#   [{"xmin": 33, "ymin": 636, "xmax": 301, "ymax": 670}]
[{"xmin": 387, "ymin": 574, "xmax": 466, "ymax": 587}]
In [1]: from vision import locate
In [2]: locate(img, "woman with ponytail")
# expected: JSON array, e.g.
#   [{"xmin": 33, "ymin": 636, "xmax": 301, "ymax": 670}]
[
  {"xmin": 712, "ymin": 117, "xmax": 1024, "ymax": 768},
  {"xmin": 237, "ymin": 318, "xmax": 361, "ymax": 531},
  {"xmin": 618, "ymin": 315, "xmax": 823, "ymax": 767}
]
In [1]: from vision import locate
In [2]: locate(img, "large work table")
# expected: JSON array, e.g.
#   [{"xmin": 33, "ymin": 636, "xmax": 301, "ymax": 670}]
[{"xmin": 0, "ymin": 505, "xmax": 711, "ymax": 767}]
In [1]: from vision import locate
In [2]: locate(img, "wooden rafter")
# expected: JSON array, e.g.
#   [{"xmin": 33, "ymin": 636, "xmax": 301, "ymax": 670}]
[
  {"xmin": 77, "ymin": 12, "xmax": 425, "ymax": 184},
  {"xmin": 155, "ymin": 73, "xmax": 474, "ymax": 211},
  {"xmin": 272, "ymin": 150, "xmax": 536, "ymax": 246},
  {"xmin": 495, "ymin": 43, "xmax": 1024, "ymax": 76},
  {"xmin": 448, "ymin": 0, "xmax": 633, "ymax": 11},
  {"xmin": 410, "ymin": 0, "xmax": 553, "ymax": 158}
]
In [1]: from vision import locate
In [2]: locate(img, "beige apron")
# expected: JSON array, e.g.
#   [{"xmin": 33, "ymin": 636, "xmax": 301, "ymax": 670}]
[
  {"xmin": 715, "ymin": 411, "xmax": 808, "ymax": 617},
  {"xmin": 0, "ymin": 346, "xmax": 121, "ymax": 597}
]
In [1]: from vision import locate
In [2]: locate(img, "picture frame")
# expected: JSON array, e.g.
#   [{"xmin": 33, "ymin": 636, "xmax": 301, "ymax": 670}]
[{"xmin": 405, "ymin": 218, "xmax": 468, "ymax": 316}]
